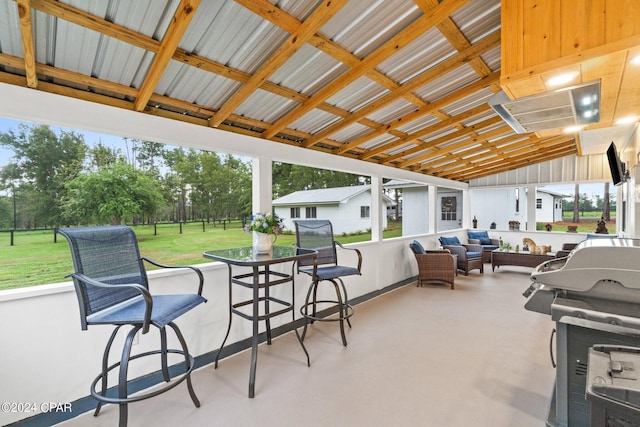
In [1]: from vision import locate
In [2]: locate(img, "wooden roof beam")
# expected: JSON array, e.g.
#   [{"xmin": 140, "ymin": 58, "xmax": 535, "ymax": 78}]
[
  {"xmin": 14, "ymin": 0, "xmax": 37, "ymax": 89},
  {"xmin": 261, "ymin": 0, "xmax": 473, "ymax": 139},
  {"xmin": 418, "ymin": 0, "xmax": 493, "ymax": 78},
  {"xmin": 134, "ymin": 0, "xmax": 199, "ymax": 112},
  {"xmin": 238, "ymin": 0, "xmax": 431, "ymax": 111},
  {"xmin": 384, "ymin": 116, "xmax": 505, "ymax": 166},
  {"xmin": 310, "ymin": 31, "xmax": 501, "ymax": 151},
  {"xmin": 209, "ymin": 0, "xmax": 350, "ymax": 127},
  {"xmin": 356, "ymin": 74, "xmax": 500, "ymax": 160},
  {"xmin": 26, "ymin": 0, "xmax": 365, "ymax": 132}
]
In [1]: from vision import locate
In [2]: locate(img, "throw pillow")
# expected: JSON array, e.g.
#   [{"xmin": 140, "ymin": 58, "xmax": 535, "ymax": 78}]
[
  {"xmin": 410, "ymin": 240, "xmax": 426, "ymax": 254},
  {"xmin": 440, "ymin": 236, "xmax": 461, "ymax": 246},
  {"xmin": 468, "ymin": 231, "xmax": 491, "ymax": 245}
]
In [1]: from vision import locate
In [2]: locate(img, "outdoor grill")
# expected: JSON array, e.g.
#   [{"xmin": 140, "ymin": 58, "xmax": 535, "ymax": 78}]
[{"xmin": 523, "ymin": 237, "xmax": 640, "ymax": 427}]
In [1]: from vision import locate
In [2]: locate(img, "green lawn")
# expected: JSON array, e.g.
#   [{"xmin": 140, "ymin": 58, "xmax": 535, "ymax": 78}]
[{"xmin": 0, "ymin": 221, "xmax": 403, "ymax": 290}]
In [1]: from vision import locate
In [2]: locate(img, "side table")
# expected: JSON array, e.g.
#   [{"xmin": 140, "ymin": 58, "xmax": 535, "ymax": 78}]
[{"xmin": 203, "ymin": 246, "xmax": 317, "ymax": 398}]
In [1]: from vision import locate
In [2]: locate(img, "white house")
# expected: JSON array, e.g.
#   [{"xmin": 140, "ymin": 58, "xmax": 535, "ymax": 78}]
[
  {"xmin": 469, "ymin": 187, "xmax": 570, "ymax": 229},
  {"xmin": 273, "ymin": 185, "xmax": 394, "ymax": 235},
  {"xmin": 536, "ymin": 188, "xmax": 568, "ymax": 223}
]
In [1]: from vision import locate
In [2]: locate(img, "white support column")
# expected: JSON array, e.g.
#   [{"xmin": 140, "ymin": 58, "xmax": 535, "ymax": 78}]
[
  {"xmin": 428, "ymin": 184, "xmax": 437, "ymax": 234},
  {"xmin": 526, "ymin": 185, "xmax": 536, "ymax": 231},
  {"xmin": 252, "ymin": 157, "xmax": 272, "ymax": 213},
  {"xmin": 371, "ymin": 175, "xmax": 382, "ymax": 241},
  {"xmin": 462, "ymin": 188, "xmax": 471, "ymax": 228}
]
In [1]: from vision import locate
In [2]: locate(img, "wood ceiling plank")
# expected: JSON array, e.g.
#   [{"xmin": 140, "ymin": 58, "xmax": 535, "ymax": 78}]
[
  {"xmin": 15, "ymin": 0, "xmax": 37, "ymax": 89},
  {"xmin": 261, "ymin": 0, "xmax": 473, "ymax": 139},
  {"xmin": 615, "ymin": 49, "xmax": 640, "ymax": 121},
  {"xmin": 134, "ymin": 0, "xmax": 200, "ymax": 112},
  {"xmin": 209, "ymin": 0, "xmax": 350, "ymax": 127}
]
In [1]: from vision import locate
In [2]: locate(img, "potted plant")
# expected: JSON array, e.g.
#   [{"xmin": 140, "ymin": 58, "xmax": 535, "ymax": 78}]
[{"xmin": 246, "ymin": 212, "xmax": 284, "ymax": 253}]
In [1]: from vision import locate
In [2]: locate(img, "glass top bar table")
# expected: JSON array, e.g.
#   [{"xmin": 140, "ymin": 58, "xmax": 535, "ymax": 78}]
[{"xmin": 203, "ymin": 246, "xmax": 317, "ymax": 398}]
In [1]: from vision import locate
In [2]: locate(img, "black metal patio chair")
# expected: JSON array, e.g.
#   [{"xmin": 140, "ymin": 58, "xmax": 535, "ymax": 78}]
[
  {"xmin": 58, "ymin": 225, "xmax": 206, "ymax": 427},
  {"xmin": 294, "ymin": 219, "xmax": 362, "ymax": 346}
]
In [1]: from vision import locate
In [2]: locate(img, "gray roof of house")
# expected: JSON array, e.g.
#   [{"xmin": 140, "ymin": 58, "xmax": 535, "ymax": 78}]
[
  {"xmin": 537, "ymin": 188, "xmax": 571, "ymax": 198},
  {"xmin": 273, "ymin": 185, "xmax": 394, "ymax": 206}
]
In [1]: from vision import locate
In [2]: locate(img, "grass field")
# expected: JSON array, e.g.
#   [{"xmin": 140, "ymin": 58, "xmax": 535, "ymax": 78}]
[
  {"xmin": 0, "ymin": 215, "xmax": 614, "ymax": 290},
  {"xmin": 0, "ymin": 221, "xmax": 403, "ymax": 290}
]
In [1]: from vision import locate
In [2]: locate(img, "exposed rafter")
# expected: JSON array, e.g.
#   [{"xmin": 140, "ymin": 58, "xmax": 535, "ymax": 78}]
[{"xmin": 0, "ymin": 0, "xmax": 579, "ymax": 182}]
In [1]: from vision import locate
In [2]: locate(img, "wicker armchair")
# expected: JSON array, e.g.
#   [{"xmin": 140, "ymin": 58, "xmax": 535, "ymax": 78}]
[
  {"xmin": 409, "ymin": 241, "xmax": 455, "ymax": 289},
  {"xmin": 467, "ymin": 230, "xmax": 500, "ymax": 263},
  {"xmin": 439, "ymin": 236, "xmax": 484, "ymax": 276},
  {"xmin": 555, "ymin": 243, "xmax": 578, "ymax": 258}
]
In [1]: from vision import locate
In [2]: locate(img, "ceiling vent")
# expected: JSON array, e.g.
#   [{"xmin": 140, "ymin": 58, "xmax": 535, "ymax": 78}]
[{"xmin": 488, "ymin": 81, "xmax": 601, "ymax": 134}]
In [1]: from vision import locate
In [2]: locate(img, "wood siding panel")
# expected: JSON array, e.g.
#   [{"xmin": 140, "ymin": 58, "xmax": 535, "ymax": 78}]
[{"xmin": 521, "ymin": 0, "xmax": 561, "ymax": 68}]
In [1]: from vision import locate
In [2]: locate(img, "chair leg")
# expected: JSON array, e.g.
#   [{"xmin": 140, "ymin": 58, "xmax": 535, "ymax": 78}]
[
  {"xmin": 301, "ymin": 278, "xmax": 353, "ymax": 346},
  {"xmin": 118, "ymin": 326, "xmax": 141, "ymax": 427},
  {"xmin": 337, "ymin": 278, "xmax": 352, "ymax": 329},
  {"xmin": 95, "ymin": 326, "xmax": 122, "ymax": 417},
  {"xmin": 300, "ymin": 280, "xmax": 318, "ymax": 342},
  {"xmin": 331, "ymin": 279, "xmax": 348, "ymax": 347},
  {"xmin": 168, "ymin": 322, "xmax": 200, "ymax": 408},
  {"xmin": 160, "ymin": 327, "xmax": 170, "ymax": 382}
]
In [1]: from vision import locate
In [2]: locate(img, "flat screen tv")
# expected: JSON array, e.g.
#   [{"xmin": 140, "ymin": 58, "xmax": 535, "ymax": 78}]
[{"xmin": 606, "ymin": 142, "xmax": 626, "ymax": 186}]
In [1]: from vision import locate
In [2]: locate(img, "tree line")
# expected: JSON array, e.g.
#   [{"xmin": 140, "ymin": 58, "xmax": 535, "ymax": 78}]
[
  {"xmin": 0, "ymin": 124, "xmax": 364, "ymax": 229},
  {"xmin": 562, "ymin": 183, "xmax": 615, "ymax": 221}
]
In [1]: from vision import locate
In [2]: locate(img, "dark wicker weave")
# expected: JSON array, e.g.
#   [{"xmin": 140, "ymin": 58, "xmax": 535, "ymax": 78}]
[
  {"xmin": 440, "ymin": 242, "xmax": 484, "ymax": 276},
  {"xmin": 294, "ymin": 219, "xmax": 362, "ymax": 346},
  {"xmin": 491, "ymin": 250, "xmax": 556, "ymax": 271},
  {"xmin": 467, "ymin": 237, "xmax": 500, "ymax": 263},
  {"xmin": 59, "ymin": 226, "xmax": 206, "ymax": 427},
  {"xmin": 412, "ymin": 249, "xmax": 455, "ymax": 289}
]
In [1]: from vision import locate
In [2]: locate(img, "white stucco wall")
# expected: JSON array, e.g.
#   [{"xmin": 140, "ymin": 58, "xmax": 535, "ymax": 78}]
[
  {"xmin": 0, "ymin": 236, "xmax": 423, "ymax": 425},
  {"xmin": 402, "ymin": 187, "xmax": 429, "ymax": 236},
  {"xmin": 470, "ymin": 187, "xmax": 532, "ymax": 230}
]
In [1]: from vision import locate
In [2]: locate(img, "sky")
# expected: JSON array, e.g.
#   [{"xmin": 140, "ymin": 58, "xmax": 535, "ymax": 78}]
[
  {"xmin": 0, "ymin": 117, "xmax": 609, "ymax": 198},
  {"xmin": 0, "ymin": 117, "xmax": 130, "ymax": 168}
]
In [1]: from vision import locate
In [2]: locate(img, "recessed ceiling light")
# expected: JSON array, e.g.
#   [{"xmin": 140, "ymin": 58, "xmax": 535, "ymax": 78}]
[
  {"xmin": 630, "ymin": 55, "xmax": 640, "ymax": 65},
  {"xmin": 563, "ymin": 125, "xmax": 584, "ymax": 133},
  {"xmin": 615, "ymin": 116, "xmax": 639, "ymax": 125},
  {"xmin": 547, "ymin": 72, "xmax": 579, "ymax": 87}
]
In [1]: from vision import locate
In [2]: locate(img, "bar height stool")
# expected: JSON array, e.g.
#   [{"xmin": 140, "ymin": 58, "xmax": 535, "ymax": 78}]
[
  {"xmin": 59, "ymin": 226, "xmax": 206, "ymax": 427},
  {"xmin": 294, "ymin": 220, "xmax": 362, "ymax": 346}
]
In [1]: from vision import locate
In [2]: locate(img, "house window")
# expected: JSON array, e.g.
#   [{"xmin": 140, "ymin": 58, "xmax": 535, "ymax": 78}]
[
  {"xmin": 515, "ymin": 188, "xmax": 520, "ymax": 213},
  {"xmin": 536, "ymin": 198, "xmax": 542, "ymax": 209},
  {"xmin": 361, "ymin": 205, "xmax": 370, "ymax": 218},
  {"xmin": 305, "ymin": 207, "xmax": 317, "ymax": 218},
  {"xmin": 290, "ymin": 207, "xmax": 300, "ymax": 218},
  {"xmin": 441, "ymin": 196, "xmax": 457, "ymax": 221}
]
